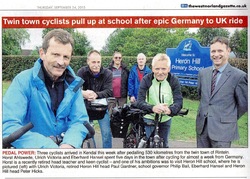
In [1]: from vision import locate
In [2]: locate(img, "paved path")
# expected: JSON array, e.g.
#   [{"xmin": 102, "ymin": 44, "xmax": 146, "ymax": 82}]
[{"xmin": 93, "ymin": 131, "xmax": 196, "ymax": 148}]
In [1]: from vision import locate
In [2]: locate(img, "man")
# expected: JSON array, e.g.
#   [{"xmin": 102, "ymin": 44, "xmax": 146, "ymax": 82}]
[
  {"xmin": 77, "ymin": 50, "xmax": 113, "ymax": 148},
  {"xmin": 128, "ymin": 53, "xmax": 151, "ymax": 103},
  {"xmin": 3, "ymin": 29, "xmax": 89, "ymax": 149},
  {"xmin": 137, "ymin": 53, "xmax": 183, "ymax": 148},
  {"xmin": 108, "ymin": 51, "xmax": 129, "ymax": 107},
  {"xmin": 196, "ymin": 36, "xmax": 248, "ymax": 148}
]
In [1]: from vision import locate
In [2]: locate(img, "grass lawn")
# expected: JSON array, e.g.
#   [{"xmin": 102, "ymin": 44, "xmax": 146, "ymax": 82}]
[
  {"xmin": 171, "ymin": 98, "xmax": 248, "ymax": 147},
  {"xmin": 2, "ymin": 81, "xmax": 248, "ymax": 147},
  {"xmin": 2, "ymin": 81, "xmax": 11, "ymax": 95}
]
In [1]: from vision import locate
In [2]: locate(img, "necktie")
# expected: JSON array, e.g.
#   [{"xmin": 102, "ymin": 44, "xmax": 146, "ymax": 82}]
[{"xmin": 211, "ymin": 69, "xmax": 219, "ymax": 94}]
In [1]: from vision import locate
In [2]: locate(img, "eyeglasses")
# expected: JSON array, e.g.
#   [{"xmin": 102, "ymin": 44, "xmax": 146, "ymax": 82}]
[{"xmin": 114, "ymin": 57, "xmax": 122, "ymax": 59}]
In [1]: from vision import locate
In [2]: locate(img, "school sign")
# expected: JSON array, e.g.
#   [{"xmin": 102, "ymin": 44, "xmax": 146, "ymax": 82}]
[{"xmin": 166, "ymin": 38, "xmax": 212, "ymax": 86}]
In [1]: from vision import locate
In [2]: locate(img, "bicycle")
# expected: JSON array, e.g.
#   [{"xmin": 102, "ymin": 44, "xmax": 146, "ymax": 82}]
[
  {"xmin": 142, "ymin": 108, "xmax": 189, "ymax": 148},
  {"xmin": 110, "ymin": 104, "xmax": 147, "ymax": 148},
  {"xmin": 146, "ymin": 113, "xmax": 164, "ymax": 148},
  {"xmin": 110, "ymin": 104, "xmax": 188, "ymax": 148},
  {"xmin": 2, "ymin": 121, "xmax": 96, "ymax": 149},
  {"xmin": 122, "ymin": 107, "xmax": 147, "ymax": 148}
]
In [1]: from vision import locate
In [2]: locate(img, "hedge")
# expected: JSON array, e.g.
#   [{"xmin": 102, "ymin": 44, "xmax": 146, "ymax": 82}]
[
  {"xmin": 2, "ymin": 55, "xmax": 247, "ymax": 99},
  {"xmin": 2, "ymin": 55, "xmax": 153, "ymax": 81}
]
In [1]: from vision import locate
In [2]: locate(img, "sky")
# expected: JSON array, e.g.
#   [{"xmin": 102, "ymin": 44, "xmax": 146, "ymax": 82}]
[
  {"xmin": 22, "ymin": 28, "xmax": 240, "ymax": 51},
  {"xmin": 22, "ymin": 28, "xmax": 116, "ymax": 51}
]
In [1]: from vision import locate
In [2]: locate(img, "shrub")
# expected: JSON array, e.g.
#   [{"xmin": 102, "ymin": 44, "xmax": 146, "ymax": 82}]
[
  {"xmin": 2, "ymin": 55, "xmax": 152, "ymax": 80},
  {"xmin": 2, "ymin": 55, "xmax": 247, "ymax": 100}
]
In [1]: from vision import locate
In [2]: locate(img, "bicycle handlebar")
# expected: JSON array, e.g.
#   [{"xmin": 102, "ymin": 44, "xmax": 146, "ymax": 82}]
[
  {"xmin": 125, "ymin": 104, "xmax": 189, "ymax": 117},
  {"xmin": 83, "ymin": 121, "xmax": 95, "ymax": 139},
  {"xmin": 2, "ymin": 122, "xmax": 34, "ymax": 148},
  {"xmin": 3, "ymin": 121, "xmax": 95, "ymax": 148},
  {"xmin": 177, "ymin": 108, "xmax": 189, "ymax": 116}
]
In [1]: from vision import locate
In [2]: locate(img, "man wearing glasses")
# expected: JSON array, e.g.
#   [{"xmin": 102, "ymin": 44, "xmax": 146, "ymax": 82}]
[{"xmin": 108, "ymin": 51, "xmax": 130, "ymax": 107}]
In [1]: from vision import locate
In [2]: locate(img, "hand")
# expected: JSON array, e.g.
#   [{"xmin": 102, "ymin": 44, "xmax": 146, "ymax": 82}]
[
  {"xmin": 152, "ymin": 104, "xmax": 171, "ymax": 115},
  {"xmin": 130, "ymin": 96, "xmax": 136, "ymax": 103},
  {"xmin": 82, "ymin": 90, "xmax": 98, "ymax": 101},
  {"xmin": 59, "ymin": 144, "xmax": 74, "ymax": 149}
]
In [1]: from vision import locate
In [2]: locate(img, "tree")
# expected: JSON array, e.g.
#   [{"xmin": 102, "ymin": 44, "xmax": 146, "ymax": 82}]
[
  {"xmin": 73, "ymin": 30, "xmax": 92, "ymax": 56},
  {"xmin": 101, "ymin": 28, "xmax": 195, "ymax": 57},
  {"xmin": 230, "ymin": 28, "xmax": 247, "ymax": 58},
  {"xmin": 2, "ymin": 29, "xmax": 30, "ymax": 55},
  {"xmin": 122, "ymin": 28, "xmax": 170, "ymax": 56},
  {"xmin": 42, "ymin": 28, "xmax": 92, "ymax": 56},
  {"xmin": 196, "ymin": 28, "xmax": 230, "ymax": 47},
  {"xmin": 101, "ymin": 28, "xmax": 134, "ymax": 56},
  {"xmin": 42, "ymin": 28, "xmax": 74, "ymax": 38}
]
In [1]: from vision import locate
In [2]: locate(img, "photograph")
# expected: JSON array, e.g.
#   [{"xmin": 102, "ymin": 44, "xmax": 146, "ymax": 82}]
[{"xmin": 1, "ymin": 0, "xmax": 249, "ymax": 178}]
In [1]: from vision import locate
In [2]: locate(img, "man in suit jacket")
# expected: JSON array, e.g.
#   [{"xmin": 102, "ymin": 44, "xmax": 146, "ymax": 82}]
[{"xmin": 196, "ymin": 36, "xmax": 248, "ymax": 148}]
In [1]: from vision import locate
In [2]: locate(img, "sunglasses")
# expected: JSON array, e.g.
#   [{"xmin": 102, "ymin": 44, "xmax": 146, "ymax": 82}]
[{"xmin": 114, "ymin": 57, "xmax": 122, "ymax": 59}]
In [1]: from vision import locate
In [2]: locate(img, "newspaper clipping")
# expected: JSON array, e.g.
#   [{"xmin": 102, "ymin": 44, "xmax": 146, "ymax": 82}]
[{"xmin": 1, "ymin": 0, "xmax": 249, "ymax": 178}]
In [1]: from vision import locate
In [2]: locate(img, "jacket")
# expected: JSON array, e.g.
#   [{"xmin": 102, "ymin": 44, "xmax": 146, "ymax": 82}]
[
  {"xmin": 3, "ymin": 59, "xmax": 89, "ymax": 148},
  {"xmin": 77, "ymin": 66, "xmax": 113, "ymax": 98},
  {"xmin": 77, "ymin": 66, "xmax": 113, "ymax": 120},
  {"xmin": 128, "ymin": 64, "xmax": 152, "ymax": 99},
  {"xmin": 137, "ymin": 72, "xmax": 183, "ymax": 119},
  {"xmin": 196, "ymin": 64, "xmax": 248, "ymax": 141},
  {"xmin": 108, "ymin": 62, "xmax": 129, "ymax": 98}
]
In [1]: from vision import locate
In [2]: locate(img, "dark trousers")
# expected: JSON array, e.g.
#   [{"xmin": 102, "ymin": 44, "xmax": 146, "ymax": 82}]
[{"xmin": 197, "ymin": 118, "xmax": 231, "ymax": 148}]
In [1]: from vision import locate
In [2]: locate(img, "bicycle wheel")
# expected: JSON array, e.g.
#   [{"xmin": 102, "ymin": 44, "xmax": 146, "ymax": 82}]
[
  {"xmin": 82, "ymin": 138, "xmax": 96, "ymax": 148},
  {"xmin": 123, "ymin": 133, "xmax": 136, "ymax": 148}
]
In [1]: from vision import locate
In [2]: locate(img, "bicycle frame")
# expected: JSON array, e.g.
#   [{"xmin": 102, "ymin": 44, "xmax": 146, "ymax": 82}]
[
  {"xmin": 146, "ymin": 108, "xmax": 189, "ymax": 148},
  {"xmin": 110, "ymin": 103, "xmax": 188, "ymax": 148},
  {"xmin": 147, "ymin": 114, "xmax": 164, "ymax": 148},
  {"xmin": 125, "ymin": 108, "xmax": 189, "ymax": 148}
]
